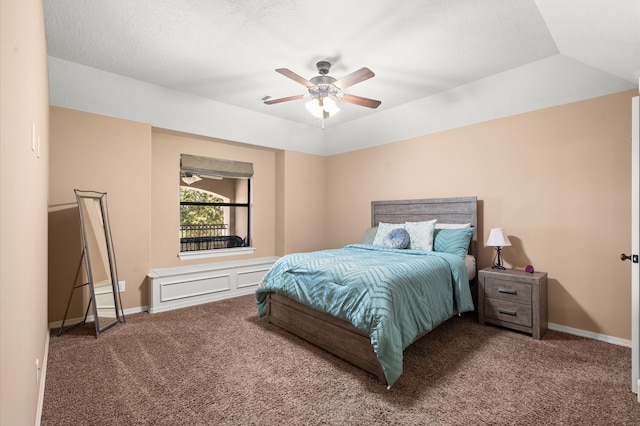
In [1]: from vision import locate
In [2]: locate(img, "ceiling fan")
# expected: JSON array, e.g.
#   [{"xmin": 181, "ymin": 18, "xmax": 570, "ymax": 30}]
[{"xmin": 264, "ymin": 61, "xmax": 381, "ymax": 122}]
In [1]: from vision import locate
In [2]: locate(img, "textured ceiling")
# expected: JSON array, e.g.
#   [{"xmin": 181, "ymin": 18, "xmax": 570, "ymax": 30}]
[{"xmin": 43, "ymin": 0, "xmax": 639, "ymax": 153}]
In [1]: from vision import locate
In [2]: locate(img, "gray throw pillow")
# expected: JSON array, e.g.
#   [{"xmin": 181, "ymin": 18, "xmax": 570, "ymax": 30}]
[{"xmin": 382, "ymin": 228, "xmax": 410, "ymax": 249}]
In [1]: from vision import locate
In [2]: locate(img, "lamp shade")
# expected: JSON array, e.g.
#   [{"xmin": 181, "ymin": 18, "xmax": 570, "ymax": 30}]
[
  {"xmin": 322, "ymin": 96, "xmax": 340, "ymax": 115},
  {"xmin": 305, "ymin": 96, "xmax": 340, "ymax": 119},
  {"xmin": 485, "ymin": 228, "xmax": 512, "ymax": 247}
]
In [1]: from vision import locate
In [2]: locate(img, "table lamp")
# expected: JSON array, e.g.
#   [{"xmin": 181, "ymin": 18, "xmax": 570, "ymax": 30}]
[{"xmin": 486, "ymin": 228, "xmax": 512, "ymax": 270}]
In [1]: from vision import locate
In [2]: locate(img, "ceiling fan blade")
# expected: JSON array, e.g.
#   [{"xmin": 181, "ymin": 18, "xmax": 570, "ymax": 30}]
[
  {"xmin": 334, "ymin": 67, "xmax": 375, "ymax": 90},
  {"xmin": 340, "ymin": 94, "xmax": 381, "ymax": 109},
  {"xmin": 264, "ymin": 94, "xmax": 304, "ymax": 105},
  {"xmin": 276, "ymin": 68, "xmax": 315, "ymax": 87}
]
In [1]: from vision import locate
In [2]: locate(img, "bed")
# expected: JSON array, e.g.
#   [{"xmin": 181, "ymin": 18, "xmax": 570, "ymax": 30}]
[{"xmin": 256, "ymin": 197, "xmax": 478, "ymax": 387}]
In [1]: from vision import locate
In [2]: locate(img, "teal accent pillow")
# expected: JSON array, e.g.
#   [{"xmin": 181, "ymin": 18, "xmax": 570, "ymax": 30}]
[
  {"xmin": 433, "ymin": 228, "xmax": 474, "ymax": 258},
  {"xmin": 382, "ymin": 228, "xmax": 411, "ymax": 249},
  {"xmin": 362, "ymin": 227, "xmax": 378, "ymax": 245}
]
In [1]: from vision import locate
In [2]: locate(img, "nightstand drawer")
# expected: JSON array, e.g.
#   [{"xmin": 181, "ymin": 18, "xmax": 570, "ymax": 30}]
[
  {"xmin": 484, "ymin": 278, "xmax": 531, "ymax": 305},
  {"xmin": 485, "ymin": 298, "xmax": 532, "ymax": 327}
]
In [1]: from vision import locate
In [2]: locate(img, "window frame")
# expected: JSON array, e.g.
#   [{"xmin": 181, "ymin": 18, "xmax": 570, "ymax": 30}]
[{"xmin": 178, "ymin": 154, "xmax": 255, "ymax": 260}]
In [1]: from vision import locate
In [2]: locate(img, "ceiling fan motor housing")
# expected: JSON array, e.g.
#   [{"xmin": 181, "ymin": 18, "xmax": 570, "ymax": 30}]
[
  {"xmin": 309, "ymin": 62, "xmax": 339, "ymax": 99},
  {"xmin": 316, "ymin": 60, "xmax": 332, "ymax": 75}
]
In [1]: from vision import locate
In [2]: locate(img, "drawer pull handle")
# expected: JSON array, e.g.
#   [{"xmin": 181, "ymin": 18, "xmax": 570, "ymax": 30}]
[
  {"xmin": 498, "ymin": 308, "xmax": 517, "ymax": 316},
  {"xmin": 498, "ymin": 287, "xmax": 517, "ymax": 295}
]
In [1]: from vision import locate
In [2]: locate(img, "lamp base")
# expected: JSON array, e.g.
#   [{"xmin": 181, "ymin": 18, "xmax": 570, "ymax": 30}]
[{"xmin": 492, "ymin": 247, "xmax": 506, "ymax": 270}]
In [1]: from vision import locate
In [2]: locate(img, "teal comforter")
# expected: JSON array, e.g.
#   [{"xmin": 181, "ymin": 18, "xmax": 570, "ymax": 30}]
[{"xmin": 255, "ymin": 244, "xmax": 474, "ymax": 387}]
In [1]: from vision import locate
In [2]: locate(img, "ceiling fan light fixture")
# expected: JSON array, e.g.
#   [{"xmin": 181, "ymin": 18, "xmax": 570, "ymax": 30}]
[
  {"xmin": 323, "ymin": 96, "xmax": 340, "ymax": 115},
  {"xmin": 267, "ymin": 61, "xmax": 379, "ymax": 124},
  {"xmin": 305, "ymin": 96, "xmax": 340, "ymax": 119},
  {"xmin": 305, "ymin": 98, "xmax": 324, "ymax": 119},
  {"xmin": 181, "ymin": 173, "xmax": 202, "ymax": 185}
]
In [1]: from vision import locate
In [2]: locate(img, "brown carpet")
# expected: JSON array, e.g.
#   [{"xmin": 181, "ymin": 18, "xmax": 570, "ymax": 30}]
[{"xmin": 42, "ymin": 295, "xmax": 640, "ymax": 425}]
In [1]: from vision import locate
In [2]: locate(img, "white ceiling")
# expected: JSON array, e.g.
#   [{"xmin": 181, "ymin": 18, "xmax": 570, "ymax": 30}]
[{"xmin": 43, "ymin": 0, "xmax": 639, "ymax": 155}]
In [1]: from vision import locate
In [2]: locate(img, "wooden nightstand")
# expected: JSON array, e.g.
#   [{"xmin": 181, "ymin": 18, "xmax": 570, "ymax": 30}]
[{"xmin": 478, "ymin": 267, "xmax": 548, "ymax": 339}]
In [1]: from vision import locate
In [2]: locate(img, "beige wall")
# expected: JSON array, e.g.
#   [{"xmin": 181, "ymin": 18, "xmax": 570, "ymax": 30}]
[
  {"xmin": 326, "ymin": 90, "xmax": 636, "ymax": 340},
  {"xmin": 276, "ymin": 150, "xmax": 328, "ymax": 255},
  {"xmin": 150, "ymin": 130, "xmax": 277, "ymax": 268},
  {"xmin": 0, "ymin": 0, "xmax": 50, "ymax": 423},
  {"xmin": 48, "ymin": 107, "xmax": 152, "ymax": 319},
  {"xmin": 275, "ymin": 151, "xmax": 286, "ymax": 254}
]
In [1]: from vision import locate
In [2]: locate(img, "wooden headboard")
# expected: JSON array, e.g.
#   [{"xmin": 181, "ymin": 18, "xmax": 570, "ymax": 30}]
[{"xmin": 371, "ymin": 197, "xmax": 478, "ymax": 257}]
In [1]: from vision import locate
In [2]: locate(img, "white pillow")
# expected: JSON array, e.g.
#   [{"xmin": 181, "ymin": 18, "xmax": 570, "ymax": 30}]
[
  {"xmin": 372, "ymin": 222, "xmax": 405, "ymax": 246},
  {"xmin": 405, "ymin": 219, "xmax": 437, "ymax": 251},
  {"xmin": 435, "ymin": 223, "xmax": 471, "ymax": 229}
]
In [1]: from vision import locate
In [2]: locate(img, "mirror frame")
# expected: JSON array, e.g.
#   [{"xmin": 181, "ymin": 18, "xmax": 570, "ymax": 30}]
[{"xmin": 59, "ymin": 190, "xmax": 124, "ymax": 337}]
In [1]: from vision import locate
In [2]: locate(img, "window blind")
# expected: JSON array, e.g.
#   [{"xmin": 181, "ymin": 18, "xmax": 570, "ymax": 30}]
[{"xmin": 180, "ymin": 154, "xmax": 254, "ymax": 178}]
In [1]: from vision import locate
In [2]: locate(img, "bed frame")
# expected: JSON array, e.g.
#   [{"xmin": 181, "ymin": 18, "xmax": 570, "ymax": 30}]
[{"xmin": 265, "ymin": 196, "xmax": 478, "ymax": 384}]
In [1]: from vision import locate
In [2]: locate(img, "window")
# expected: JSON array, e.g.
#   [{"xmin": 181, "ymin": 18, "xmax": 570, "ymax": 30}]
[{"xmin": 179, "ymin": 154, "xmax": 253, "ymax": 258}]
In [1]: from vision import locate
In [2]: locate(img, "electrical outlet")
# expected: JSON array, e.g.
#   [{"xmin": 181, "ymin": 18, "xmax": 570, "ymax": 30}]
[{"xmin": 118, "ymin": 281, "xmax": 125, "ymax": 292}]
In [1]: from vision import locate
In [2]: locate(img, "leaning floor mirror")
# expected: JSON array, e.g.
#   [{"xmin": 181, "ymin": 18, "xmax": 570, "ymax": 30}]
[{"xmin": 59, "ymin": 190, "xmax": 125, "ymax": 338}]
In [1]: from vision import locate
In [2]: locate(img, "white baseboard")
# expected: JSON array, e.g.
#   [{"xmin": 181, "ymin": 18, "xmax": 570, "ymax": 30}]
[
  {"xmin": 35, "ymin": 329, "xmax": 50, "ymax": 426},
  {"xmin": 48, "ymin": 305, "xmax": 149, "ymax": 329},
  {"xmin": 548, "ymin": 322, "xmax": 631, "ymax": 348},
  {"xmin": 125, "ymin": 305, "xmax": 150, "ymax": 315}
]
